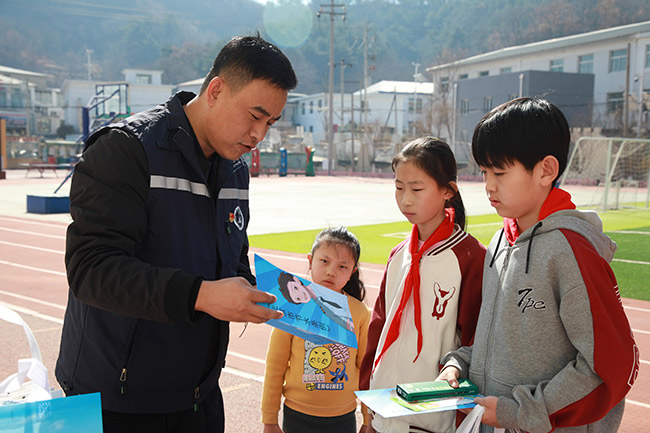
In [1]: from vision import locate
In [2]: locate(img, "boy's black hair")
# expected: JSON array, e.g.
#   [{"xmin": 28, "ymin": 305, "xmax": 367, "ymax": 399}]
[
  {"xmin": 392, "ymin": 137, "xmax": 467, "ymax": 230},
  {"xmin": 472, "ymin": 97, "xmax": 570, "ymax": 186},
  {"xmin": 311, "ymin": 226, "xmax": 366, "ymax": 302},
  {"xmin": 200, "ymin": 33, "xmax": 297, "ymax": 94}
]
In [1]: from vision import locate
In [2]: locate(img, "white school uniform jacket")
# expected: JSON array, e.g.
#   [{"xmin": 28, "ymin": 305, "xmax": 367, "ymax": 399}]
[{"xmin": 360, "ymin": 226, "xmax": 486, "ymax": 433}]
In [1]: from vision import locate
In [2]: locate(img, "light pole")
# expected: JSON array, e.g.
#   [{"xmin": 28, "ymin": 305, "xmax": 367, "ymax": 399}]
[{"xmin": 318, "ymin": 1, "xmax": 346, "ymax": 175}]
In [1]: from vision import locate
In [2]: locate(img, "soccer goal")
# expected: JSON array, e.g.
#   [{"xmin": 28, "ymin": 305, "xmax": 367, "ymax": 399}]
[{"xmin": 560, "ymin": 137, "xmax": 650, "ymax": 211}]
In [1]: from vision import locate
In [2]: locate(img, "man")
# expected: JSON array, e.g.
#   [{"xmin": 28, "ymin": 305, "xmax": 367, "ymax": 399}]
[{"xmin": 56, "ymin": 34, "xmax": 298, "ymax": 433}]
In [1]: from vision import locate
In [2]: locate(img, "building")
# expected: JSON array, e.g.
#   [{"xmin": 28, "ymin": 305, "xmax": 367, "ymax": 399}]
[
  {"xmin": 0, "ymin": 65, "xmax": 64, "ymax": 137},
  {"xmin": 292, "ymin": 81, "xmax": 434, "ymax": 145},
  {"xmin": 427, "ymin": 20, "xmax": 650, "ymax": 146}
]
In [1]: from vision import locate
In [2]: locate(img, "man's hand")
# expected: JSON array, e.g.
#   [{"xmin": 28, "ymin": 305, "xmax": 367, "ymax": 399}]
[
  {"xmin": 263, "ymin": 423, "xmax": 283, "ymax": 433},
  {"xmin": 435, "ymin": 366, "xmax": 460, "ymax": 388},
  {"xmin": 474, "ymin": 396, "xmax": 502, "ymax": 428},
  {"xmin": 195, "ymin": 277, "xmax": 283, "ymax": 323}
]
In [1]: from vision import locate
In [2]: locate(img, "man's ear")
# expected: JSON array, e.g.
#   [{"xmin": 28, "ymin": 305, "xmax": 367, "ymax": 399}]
[
  {"xmin": 206, "ymin": 77, "xmax": 225, "ymax": 106},
  {"xmin": 539, "ymin": 155, "xmax": 559, "ymax": 187}
]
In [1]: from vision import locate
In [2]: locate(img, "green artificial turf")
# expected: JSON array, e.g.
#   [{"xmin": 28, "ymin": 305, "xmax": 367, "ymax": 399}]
[{"xmin": 249, "ymin": 208, "xmax": 650, "ymax": 300}]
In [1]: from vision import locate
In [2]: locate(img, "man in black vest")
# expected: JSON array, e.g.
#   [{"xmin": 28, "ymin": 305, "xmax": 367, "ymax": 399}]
[{"xmin": 56, "ymin": 34, "xmax": 297, "ymax": 433}]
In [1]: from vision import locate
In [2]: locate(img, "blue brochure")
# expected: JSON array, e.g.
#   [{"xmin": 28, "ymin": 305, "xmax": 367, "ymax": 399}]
[{"xmin": 254, "ymin": 254, "xmax": 358, "ymax": 348}]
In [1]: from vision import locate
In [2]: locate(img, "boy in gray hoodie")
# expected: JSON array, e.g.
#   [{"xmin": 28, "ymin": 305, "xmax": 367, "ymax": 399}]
[{"xmin": 437, "ymin": 97, "xmax": 639, "ymax": 433}]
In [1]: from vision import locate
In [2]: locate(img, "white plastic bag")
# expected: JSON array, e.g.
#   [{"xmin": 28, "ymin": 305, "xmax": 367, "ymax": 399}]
[
  {"xmin": 0, "ymin": 304, "xmax": 52, "ymax": 405},
  {"xmin": 457, "ymin": 404, "xmax": 506, "ymax": 433}
]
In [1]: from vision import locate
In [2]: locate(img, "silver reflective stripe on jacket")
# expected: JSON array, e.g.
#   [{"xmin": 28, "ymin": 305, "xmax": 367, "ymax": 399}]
[{"xmin": 150, "ymin": 175, "xmax": 210, "ymax": 198}]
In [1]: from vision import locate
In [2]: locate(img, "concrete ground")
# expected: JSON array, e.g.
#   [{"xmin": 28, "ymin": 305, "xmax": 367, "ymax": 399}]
[{"xmin": 1, "ymin": 168, "xmax": 648, "ymax": 433}]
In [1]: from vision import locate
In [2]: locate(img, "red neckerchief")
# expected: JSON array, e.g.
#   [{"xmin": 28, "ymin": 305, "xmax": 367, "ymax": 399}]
[
  {"xmin": 504, "ymin": 187, "xmax": 576, "ymax": 244},
  {"xmin": 373, "ymin": 208, "xmax": 455, "ymax": 371}
]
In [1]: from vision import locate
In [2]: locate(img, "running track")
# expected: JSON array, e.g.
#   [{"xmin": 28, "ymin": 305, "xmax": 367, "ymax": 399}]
[{"xmin": 0, "ymin": 215, "xmax": 648, "ymax": 432}]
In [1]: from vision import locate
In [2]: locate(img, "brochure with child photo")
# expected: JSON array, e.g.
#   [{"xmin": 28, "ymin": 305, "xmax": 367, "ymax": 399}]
[{"xmin": 254, "ymin": 254, "xmax": 358, "ymax": 348}]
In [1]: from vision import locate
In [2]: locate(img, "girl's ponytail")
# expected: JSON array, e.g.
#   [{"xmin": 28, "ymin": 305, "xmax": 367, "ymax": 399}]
[{"xmin": 448, "ymin": 189, "xmax": 466, "ymax": 230}]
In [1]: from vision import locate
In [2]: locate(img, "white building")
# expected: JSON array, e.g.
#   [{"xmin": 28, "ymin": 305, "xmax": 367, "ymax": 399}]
[
  {"xmin": 0, "ymin": 65, "xmax": 64, "ymax": 137},
  {"xmin": 62, "ymin": 69, "xmax": 174, "ymax": 135},
  {"xmin": 427, "ymin": 20, "xmax": 650, "ymax": 135},
  {"xmin": 293, "ymin": 81, "xmax": 434, "ymax": 144}
]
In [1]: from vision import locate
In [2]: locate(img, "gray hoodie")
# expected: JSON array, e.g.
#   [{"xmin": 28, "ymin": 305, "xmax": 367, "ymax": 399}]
[{"xmin": 442, "ymin": 207, "xmax": 638, "ymax": 433}]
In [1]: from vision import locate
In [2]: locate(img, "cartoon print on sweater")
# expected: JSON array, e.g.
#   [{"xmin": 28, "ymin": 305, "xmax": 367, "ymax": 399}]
[
  {"xmin": 432, "ymin": 282, "xmax": 456, "ymax": 319},
  {"xmin": 302, "ymin": 340, "xmax": 351, "ymax": 391}
]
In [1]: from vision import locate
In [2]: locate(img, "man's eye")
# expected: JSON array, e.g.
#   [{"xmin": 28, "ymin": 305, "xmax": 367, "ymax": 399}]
[{"xmin": 251, "ymin": 113, "xmax": 259, "ymax": 120}]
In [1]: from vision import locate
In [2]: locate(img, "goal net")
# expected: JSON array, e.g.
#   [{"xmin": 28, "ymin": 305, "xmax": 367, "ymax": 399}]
[{"xmin": 560, "ymin": 137, "xmax": 650, "ymax": 210}]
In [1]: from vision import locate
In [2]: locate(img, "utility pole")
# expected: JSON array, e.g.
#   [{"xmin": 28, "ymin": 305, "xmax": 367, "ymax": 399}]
[
  {"xmin": 336, "ymin": 59, "xmax": 352, "ymax": 169},
  {"xmin": 318, "ymin": 1, "xmax": 346, "ymax": 175},
  {"xmin": 361, "ymin": 23, "xmax": 369, "ymax": 172},
  {"xmin": 86, "ymin": 48, "xmax": 93, "ymax": 82}
]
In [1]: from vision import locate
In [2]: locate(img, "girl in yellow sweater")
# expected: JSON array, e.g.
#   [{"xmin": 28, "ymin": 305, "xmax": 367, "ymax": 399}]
[{"xmin": 261, "ymin": 226, "xmax": 371, "ymax": 433}]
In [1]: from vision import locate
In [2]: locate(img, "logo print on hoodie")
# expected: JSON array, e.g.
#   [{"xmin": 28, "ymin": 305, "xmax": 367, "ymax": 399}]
[
  {"xmin": 432, "ymin": 282, "xmax": 456, "ymax": 319},
  {"xmin": 517, "ymin": 288, "xmax": 547, "ymax": 313}
]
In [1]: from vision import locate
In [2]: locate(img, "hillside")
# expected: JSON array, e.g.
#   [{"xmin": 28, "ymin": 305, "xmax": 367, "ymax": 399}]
[{"xmin": 1, "ymin": 0, "xmax": 649, "ymax": 93}]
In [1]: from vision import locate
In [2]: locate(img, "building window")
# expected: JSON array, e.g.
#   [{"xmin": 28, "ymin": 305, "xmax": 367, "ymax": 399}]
[
  {"xmin": 646, "ymin": 45, "xmax": 650, "ymax": 68},
  {"xmin": 609, "ymin": 49, "xmax": 627, "ymax": 72},
  {"xmin": 0, "ymin": 88, "xmax": 6, "ymax": 107},
  {"xmin": 578, "ymin": 54, "xmax": 594, "ymax": 74},
  {"xmin": 408, "ymin": 98, "xmax": 414, "ymax": 113},
  {"xmin": 301, "ymin": 103, "xmax": 305, "ymax": 115},
  {"xmin": 500, "ymin": 67, "xmax": 512, "ymax": 74},
  {"xmin": 10, "ymin": 87, "xmax": 24, "ymax": 108},
  {"xmin": 460, "ymin": 99, "xmax": 469, "ymax": 115},
  {"xmin": 318, "ymin": 99, "xmax": 322, "ymax": 108},
  {"xmin": 415, "ymin": 98, "xmax": 423, "ymax": 113},
  {"xmin": 479, "ymin": 71, "xmax": 489, "ymax": 77},
  {"xmin": 440, "ymin": 77, "xmax": 449, "ymax": 92},
  {"xmin": 483, "ymin": 96, "xmax": 493, "ymax": 113},
  {"xmin": 550, "ymin": 59, "xmax": 564, "ymax": 72},
  {"xmin": 606, "ymin": 92, "xmax": 624, "ymax": 113},
  {"xmin": 135, "ymin": 74, "xmax": 152, "ymax": 85},
  {"xmin": 309, "ymin": 125, "xmax": 313, "ymax": 132},
  {"xmin": 309, "ymin": 101, "xmax": 313, "ymax": 113},
  {"xmin": 459, "ymin": 73, "xmax": 468, "ymax": 80}
]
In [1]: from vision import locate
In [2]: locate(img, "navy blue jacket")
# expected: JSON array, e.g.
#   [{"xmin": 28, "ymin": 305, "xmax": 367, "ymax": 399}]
[{"xmin": 56, "ymin": 92, "xmax": 254, "ymax": 414}]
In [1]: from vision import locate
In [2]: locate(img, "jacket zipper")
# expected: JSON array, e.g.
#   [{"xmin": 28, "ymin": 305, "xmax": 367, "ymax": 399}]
[
  {"xmin": 119, "ymin": 319, "xmax": 143, "ymax": 395},
  {"xmin": 484, "ymin": 242, "xmax": 513, "ymax": 390},
  {"xmin": 193, "ymin": 386, "xmax": 200, "ymax": 411}
]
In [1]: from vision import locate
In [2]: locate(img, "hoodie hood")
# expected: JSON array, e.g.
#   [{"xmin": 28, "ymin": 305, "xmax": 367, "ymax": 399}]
[{"xmin": 493, "ymin": 188, "xmax": 616, "ymax": 272}]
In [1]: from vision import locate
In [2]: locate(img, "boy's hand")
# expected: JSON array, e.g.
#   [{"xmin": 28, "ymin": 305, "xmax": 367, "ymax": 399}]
[
  {"xmin": 474, "ymin": 396, "xmax": 502, "ymax": 428},
  {"xmin": 359, "ymin": 424, "xmax": 376, "ymax": 433},
  {"xmin": 263, "ymin": 423, "xmax": 283, "ymax": 433},
  {"xmin": 435, "ymin": 366, "xmax": 460, "ymax": 388}
]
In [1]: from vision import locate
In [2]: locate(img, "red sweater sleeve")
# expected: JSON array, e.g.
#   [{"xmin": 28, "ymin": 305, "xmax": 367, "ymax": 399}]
[
  {"xmin": 359, "ymin": 241, "xmax": 406, "ymax": 390},
  {"xmin": 454, "ymin": 236, "xmax": 486, "ymax": 347},
  {"xmin": 548, "ymin": 230, "xmax": 639, "ymax": 429}
]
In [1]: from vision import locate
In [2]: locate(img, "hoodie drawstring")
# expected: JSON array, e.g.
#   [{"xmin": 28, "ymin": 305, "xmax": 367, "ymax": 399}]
[
  {"xmin": 525, "ymin": 221, "xmax": 543, "ymax": 274},
  {"xmin": 489, "ymin": 229, "xmax": 505, "ymax": 268}
]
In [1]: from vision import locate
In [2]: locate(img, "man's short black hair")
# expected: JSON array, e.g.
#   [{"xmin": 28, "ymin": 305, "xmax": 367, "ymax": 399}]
[
  {"xmin": 472, "ymin": 97, "xmax": 570, "ymax": 185},
  {"xmin": 200, "ymin": 33, "xmax": 297, "ymax": 94}
]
